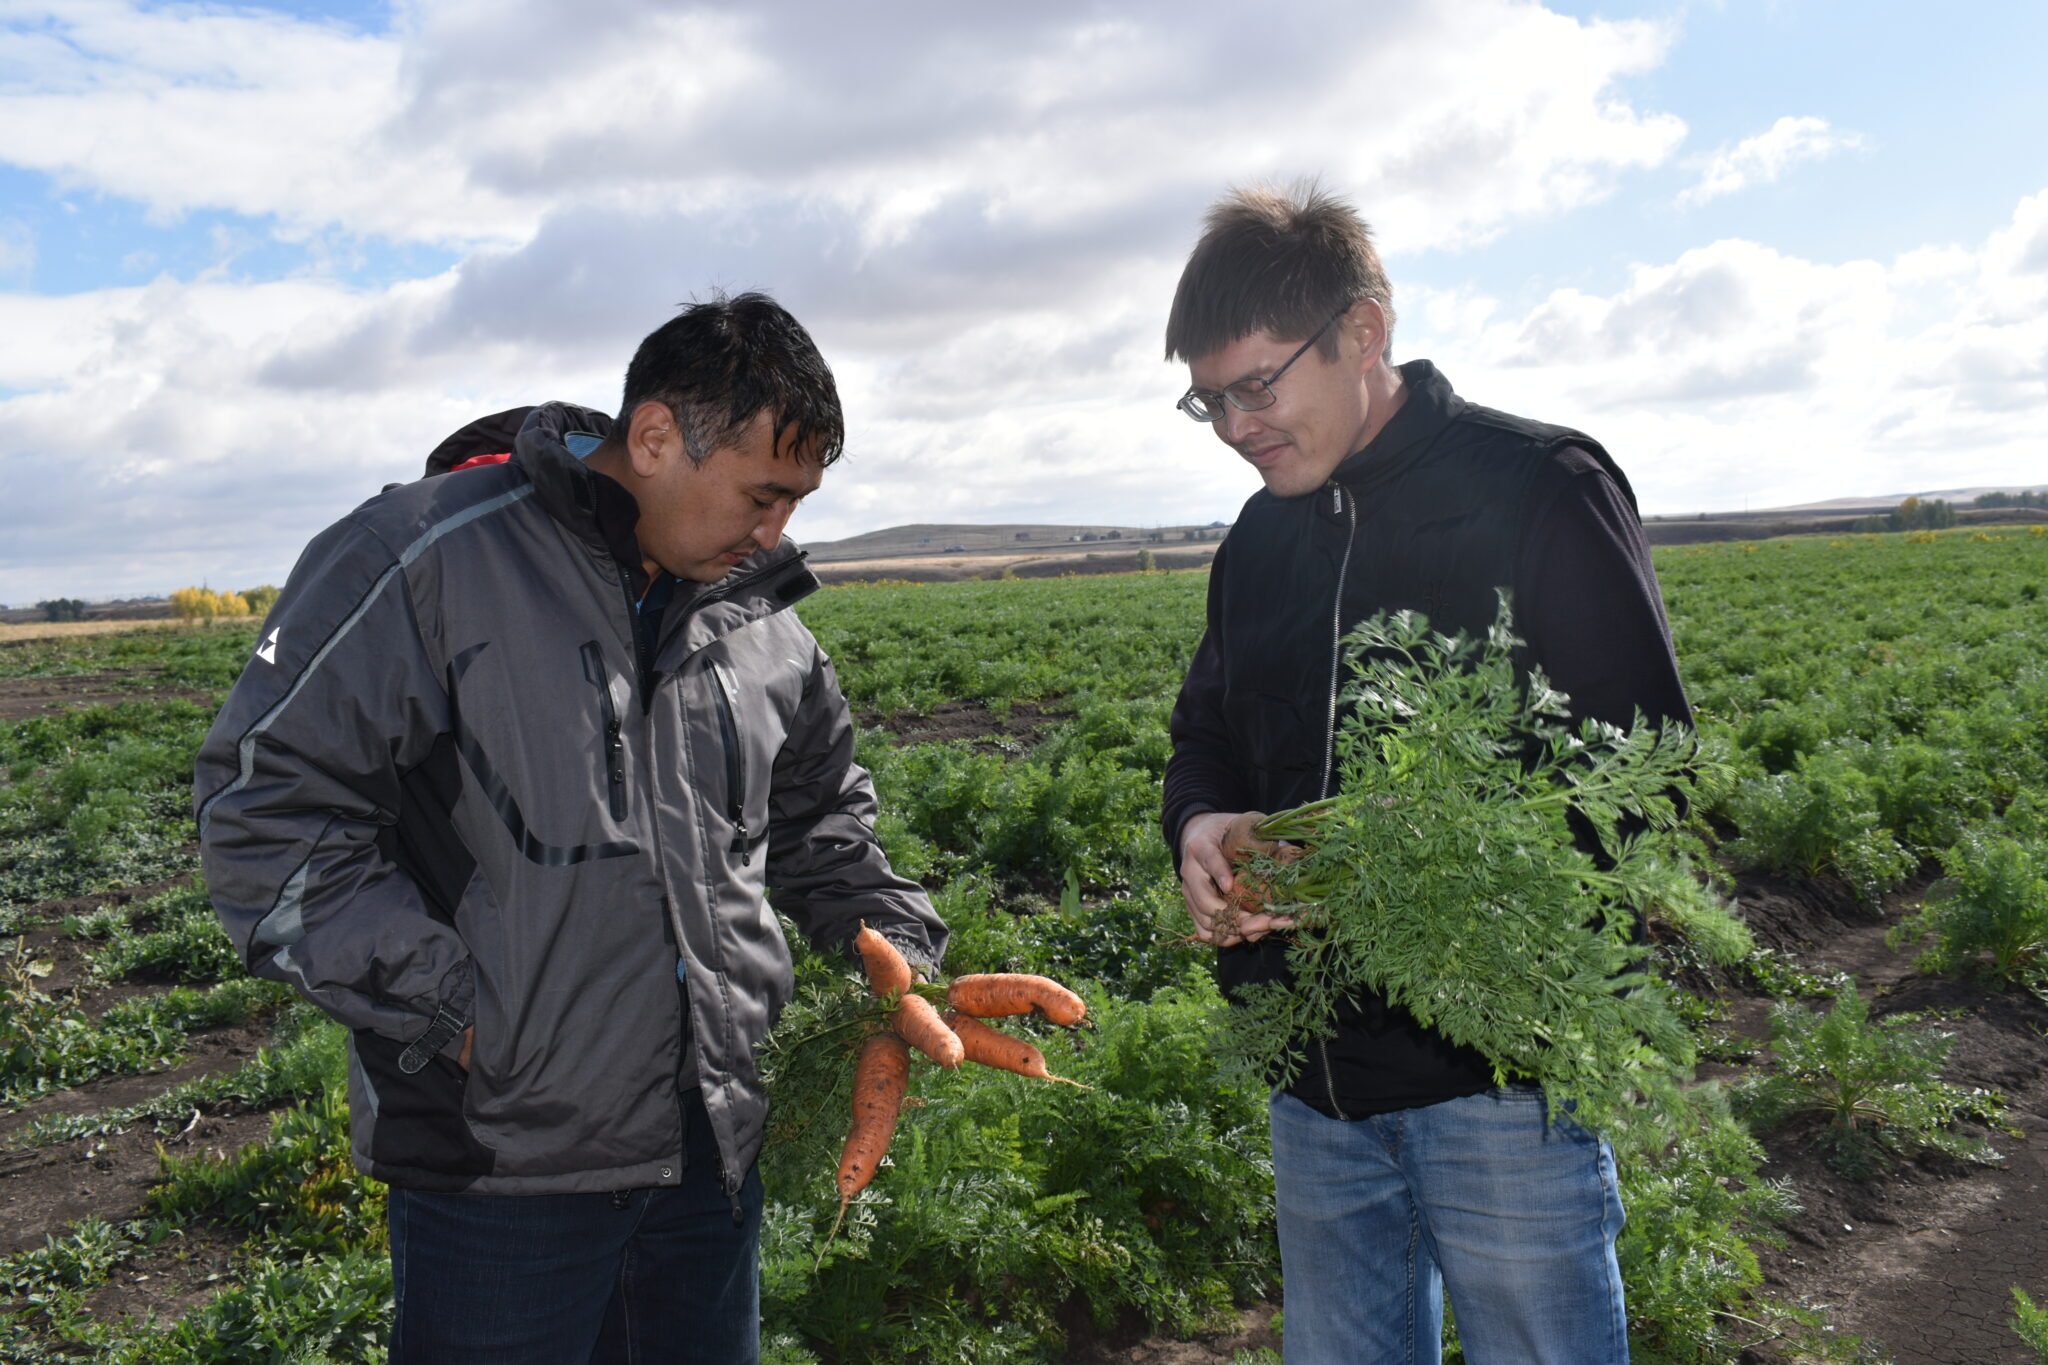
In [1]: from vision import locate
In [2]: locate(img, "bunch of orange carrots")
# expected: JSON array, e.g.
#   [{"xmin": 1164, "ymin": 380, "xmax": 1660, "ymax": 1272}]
[{"xmin": 831, "ymin": 925, "xmax": 1089, "ymax": 1235}]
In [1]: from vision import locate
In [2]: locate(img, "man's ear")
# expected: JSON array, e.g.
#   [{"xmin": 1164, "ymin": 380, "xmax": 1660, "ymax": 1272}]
[
  {"xmin": 624, "ymin": 401, "xmax": 680, "ymax": 478},
  {"xmin": 1344, "ymin": 299, "xmax": 1388, "ymax": 373}
]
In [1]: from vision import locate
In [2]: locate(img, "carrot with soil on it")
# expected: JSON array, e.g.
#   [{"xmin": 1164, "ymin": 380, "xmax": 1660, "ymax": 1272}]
[
  {"xmin": 825, "ymin": 1031, "xmax": 912, "ymax": 1258},
  {"xmin": 853, "ymin": 922, "xmax": 913, "ymax": 999},
  {"xmin": 946, "ymin": 973, "xmax": 1088, "ymax": 1027},
  {"xmin": 891, "ymin": 992, "xmax": 964, "ymax": 1068},
  {"xmin": 945, "ymin": 1011, "xmax": 1089, "ymax": 1088}
]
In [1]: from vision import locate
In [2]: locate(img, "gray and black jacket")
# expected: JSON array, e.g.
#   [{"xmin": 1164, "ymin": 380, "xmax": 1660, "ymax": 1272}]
[{"xmin": 195, "ymin": 402, "xmax": 945, "ymax": 1196}]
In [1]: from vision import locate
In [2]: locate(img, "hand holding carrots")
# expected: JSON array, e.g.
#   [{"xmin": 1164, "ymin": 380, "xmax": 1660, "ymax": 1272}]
[
  {"xmin": 826, "ymin": 926, "xmax": 1090, "ymax": 1247},
  {"xmin": 1177, "ymin": 810, "xmax": 1299, "ymax": 946}
]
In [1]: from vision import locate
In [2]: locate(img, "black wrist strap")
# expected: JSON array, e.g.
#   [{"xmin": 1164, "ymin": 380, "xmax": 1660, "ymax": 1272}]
[{"xmin": 398, "ymin": 1005, "xmax": 468, "ymax": 1075}]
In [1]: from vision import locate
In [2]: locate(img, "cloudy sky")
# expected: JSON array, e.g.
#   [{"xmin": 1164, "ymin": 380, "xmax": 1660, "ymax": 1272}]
[{"xmin": 2, "ymin": 0, "xmax": 2044, "ymax": 604}]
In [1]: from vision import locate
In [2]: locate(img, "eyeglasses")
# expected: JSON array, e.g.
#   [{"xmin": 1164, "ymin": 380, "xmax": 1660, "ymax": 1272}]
[{"xmin": 1177, "ymin": 307, "xmax": 1347, "ymax": 423}]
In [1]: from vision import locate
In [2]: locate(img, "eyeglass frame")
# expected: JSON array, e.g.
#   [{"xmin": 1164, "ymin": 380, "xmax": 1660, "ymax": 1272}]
[{"xmin": 1176, "ymin": 306, "xmax": 1350, "ymax": 423}]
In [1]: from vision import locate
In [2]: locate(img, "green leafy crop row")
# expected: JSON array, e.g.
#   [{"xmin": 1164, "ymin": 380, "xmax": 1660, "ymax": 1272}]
[{"xmin": 5, "ymin": 530, "xmax": 2043, "ymax": 1360}]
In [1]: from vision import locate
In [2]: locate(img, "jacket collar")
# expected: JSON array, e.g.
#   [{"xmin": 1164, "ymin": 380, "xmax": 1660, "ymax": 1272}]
[{"xmin": 1330, "ymin": 359, "xmax": 1463, "ymax": 494}]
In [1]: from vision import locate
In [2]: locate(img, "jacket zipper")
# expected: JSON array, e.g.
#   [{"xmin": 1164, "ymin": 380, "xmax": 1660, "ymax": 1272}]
[
  {"xmin": 579, "ymin": 642, "xmax": 628, "ymax": 820},
  {"xmin": 1314, "ymin": 482, "xmax": 1359, "ymax": 1122},
  {"xmin": 628, "ymin": 551, "xmax": 812, "ymax": 1201},
  {"xmin": 1319, "ymin": 482, "xmax": 1359, "ymax": 799},
  {"xmin": 1317, "ymin": 1037, "xmax": 1351, "ymax": 1120},
  {"xmin": 707, "ymin": 661, "xmax": 754, "ymax": 864}
]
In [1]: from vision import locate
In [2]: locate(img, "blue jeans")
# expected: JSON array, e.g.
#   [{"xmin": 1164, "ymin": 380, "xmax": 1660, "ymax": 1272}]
[
  {"xmin": 1269, "ymin": 1088, "xmax": 1628, "ymax": 1365},
  {"xmin": 387, "ymin": 1088, "xmax": 763, "ymax": 1365}
]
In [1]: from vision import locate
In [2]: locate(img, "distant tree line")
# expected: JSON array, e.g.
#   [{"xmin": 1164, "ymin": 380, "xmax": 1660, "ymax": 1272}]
[
  {"xmin": 1973, "ymin": 490, "xmax": 2047, "ymax": 509},
  {"xmin": 1855, "ymin": 496, "xmax": 1958, "ymax": 533},
  {"xmin": 37, "ymin": 598, "xmax": 88, "ymax": 622}
]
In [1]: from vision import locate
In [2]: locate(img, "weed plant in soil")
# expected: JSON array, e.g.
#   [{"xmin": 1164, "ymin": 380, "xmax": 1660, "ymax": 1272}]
[
  {"xmin": 1731, "ymin": 988, "xmax": 2008, "ymax": 1178},
  {"xmin": 2013, "ymin": 1288, "xmax": 2048, "ymax": 1361}
]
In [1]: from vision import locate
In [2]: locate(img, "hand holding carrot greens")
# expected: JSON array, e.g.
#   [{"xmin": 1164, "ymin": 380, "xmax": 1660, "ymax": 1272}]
[{"xmin": 1223, "ymin": 600, "xmax": 1725, "ymax": 1131}]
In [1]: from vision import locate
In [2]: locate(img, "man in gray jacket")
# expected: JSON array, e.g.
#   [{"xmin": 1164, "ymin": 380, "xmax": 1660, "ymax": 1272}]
[{"xmin": 195, "ymin": 292, "xmax": 946, "ymax": 1363}]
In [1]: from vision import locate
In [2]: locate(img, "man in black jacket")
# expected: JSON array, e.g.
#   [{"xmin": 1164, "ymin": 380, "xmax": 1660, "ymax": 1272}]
[{"xmin": 1161, "ymin": 184, "xmax": 1689, "ymax": 1364}]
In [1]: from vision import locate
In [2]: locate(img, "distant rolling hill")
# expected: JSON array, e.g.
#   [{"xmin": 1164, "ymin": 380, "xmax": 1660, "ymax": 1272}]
[{"xmin": 802, "ymin": 484, "xmax": 2048, "ymax": 571}]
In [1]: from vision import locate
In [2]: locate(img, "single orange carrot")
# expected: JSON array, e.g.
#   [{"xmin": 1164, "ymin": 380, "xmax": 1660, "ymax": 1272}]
[
  {"xmin": 826, "ymin": 1032, "xmax": 911, "ymax": 1256},
  {"xmin": 837, "ymin": 1033, "xmax": 910, "ymax": 1203},
  {"xmin": 945, "ymin": 1011, "xmax": 1090, "ymax": 1089},
  {"xmin": 946, "ymin": 973, "xmax": 1088, "ymax": 1027},
  {"xmin": 854, "ymin": 922, "xmax": 913, "ymax": 999},
  {"xmin": 891, "ymin": 993, "xmax": 964, "ymax": 1068}
]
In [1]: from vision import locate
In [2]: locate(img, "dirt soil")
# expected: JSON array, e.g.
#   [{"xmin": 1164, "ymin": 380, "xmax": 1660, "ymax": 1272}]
[
  {"xmin": 867, "ymin": 698, "xmax": 1069, "ymax": 752},
  {"xmin": 0, "ymin": 668, "xmax": 217, "ymax": 719},
  {"xmin": 0, "ymin": 876, "xmax": 290, "ymax": 1282}
]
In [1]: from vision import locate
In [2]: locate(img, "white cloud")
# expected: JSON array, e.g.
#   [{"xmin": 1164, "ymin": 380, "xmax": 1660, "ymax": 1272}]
[
  {"xmin": 1413, "ymin": 190, "xmax": 2048, "ymax": 514},
  {"xmin": 0, "ymin": 0, "xmax": 1681, "ymax": 257},
  {"xmin": 0, "ymin": 0, "xmax": 527, "ymax": 245},
  {"xmin": 1678, "ymin": 115, "xmax": 1865, "ymax": 206}
]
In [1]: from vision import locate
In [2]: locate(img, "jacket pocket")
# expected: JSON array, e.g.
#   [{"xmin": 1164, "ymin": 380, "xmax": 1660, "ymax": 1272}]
[
  {"xmin": 580, "ymin": 641, "xmax": 628, "ymax": 821},
  {"xmin": 707, "ymin": 660, "xmax": 768, "ymax": 865},
  {"xmin": 352, "ymin": 1029, "xmax": 497, "ymax": 1189}
]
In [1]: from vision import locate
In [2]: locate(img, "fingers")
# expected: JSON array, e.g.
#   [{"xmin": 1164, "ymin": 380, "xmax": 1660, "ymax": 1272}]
[
  {"xmin": 1180, "ymin": 812, "xmax": 1240, "ymax": 896},
  {"xmin": 1179, "ymin": 856, "xmax": 1232, "ymax": 944},
  {"xmin": 458, "ymin": 1026, "xmax": 474, "ymax": 1072},
  {"xmin": 1231, "ymin": 910, "xmax": 1296, "ymax": 943},
  {"xmin": 1179, "ymin": 810, "xmax": 1292, "ymax": 947}
]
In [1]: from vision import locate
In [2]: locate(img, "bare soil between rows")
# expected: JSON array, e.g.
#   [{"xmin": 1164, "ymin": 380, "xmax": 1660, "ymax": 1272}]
[
  {"xmin": 0, "ymin": 669, "xmax": 217, "ymax": 720},
  {"xmin": 865, "ymin": 698, "xmax": 1070, "ymax": 753}
]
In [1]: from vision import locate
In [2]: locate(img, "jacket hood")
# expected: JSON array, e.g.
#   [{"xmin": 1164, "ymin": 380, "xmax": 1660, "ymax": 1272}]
[{"xmin": 423, "ymin": 406, "xmax": 539, "ymax": 477}]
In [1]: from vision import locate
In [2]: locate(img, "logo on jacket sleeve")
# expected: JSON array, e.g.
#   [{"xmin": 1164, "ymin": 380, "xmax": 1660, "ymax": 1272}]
[{"xmin": 256, "ymin": 628, "xmax": 281, "ymax": 665}]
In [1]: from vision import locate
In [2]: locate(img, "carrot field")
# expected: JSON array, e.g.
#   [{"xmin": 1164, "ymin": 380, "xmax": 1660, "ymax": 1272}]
[{"xmin": 2, "ymin": 526, "xmax": 2045, "ymax": 1364}]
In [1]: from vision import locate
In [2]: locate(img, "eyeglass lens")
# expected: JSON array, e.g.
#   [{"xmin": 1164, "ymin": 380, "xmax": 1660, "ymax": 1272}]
[{"xmin": 1178, "ymin": 307, "xmax": 1344, "ymax": 423}]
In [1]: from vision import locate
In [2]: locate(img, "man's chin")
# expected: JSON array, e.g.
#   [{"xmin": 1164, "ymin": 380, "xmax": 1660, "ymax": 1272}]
[{"xmin": 1257, "ymin": 469, "xmax": 1322, "ymax": 499}]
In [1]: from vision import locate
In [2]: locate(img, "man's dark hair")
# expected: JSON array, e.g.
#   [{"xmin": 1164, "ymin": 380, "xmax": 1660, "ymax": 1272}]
[
  {"xmin": 1164, "ymin": 180, "xmax": 1395, "ymax": 365},
  {"xmin": 617, "ymin": 291, "xmax": 845, "ymax": 466}
]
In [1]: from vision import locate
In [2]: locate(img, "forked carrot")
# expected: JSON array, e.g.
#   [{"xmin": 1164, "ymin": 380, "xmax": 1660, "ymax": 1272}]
[
  {"xmin": 946, "ymin": 973, "xmax": 1087, "ymax": 1027},
  {"xmin": 825, "ymin": 1032, "xmax": 911, "ymax": 1256},
  {"xmin": 853, "ymin": 922, "xmax": 913, "ymax": 999},
  {"xmin": 945, "ymin": 1011, "xmax": 1089, "ymax": 1089},
  {"xmin": 891, "ymin": 993, "xmax": 964, "ymax": 1068}
]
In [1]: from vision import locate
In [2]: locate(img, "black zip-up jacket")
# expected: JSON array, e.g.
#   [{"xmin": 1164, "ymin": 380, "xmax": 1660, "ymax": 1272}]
[{"xmin": 1162, "ymin": 360, "xmax": 1690, "ymax": 1119}]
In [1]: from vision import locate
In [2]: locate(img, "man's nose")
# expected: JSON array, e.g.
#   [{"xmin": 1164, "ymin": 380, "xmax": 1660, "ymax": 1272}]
[
  {"xmin": 1218, "ymin": 403, "xmax": 1262, "ymax": 447},
  {"xmin": 753, "ymin": 502, "xmax": 794, "ymax": 552}
]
